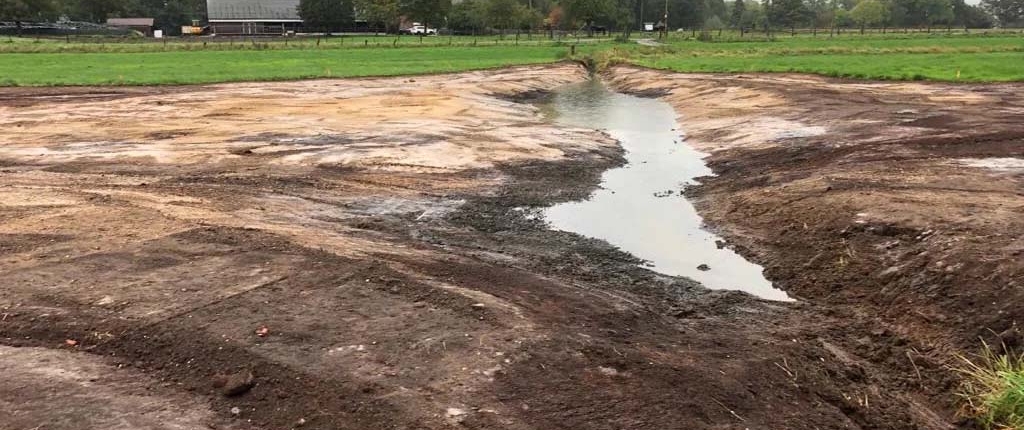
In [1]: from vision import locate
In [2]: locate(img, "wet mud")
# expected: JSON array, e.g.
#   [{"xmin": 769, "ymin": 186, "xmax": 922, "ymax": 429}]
[{"xmin": 1, "ymin": 64, "xmax": 1021, "ymax": 429}]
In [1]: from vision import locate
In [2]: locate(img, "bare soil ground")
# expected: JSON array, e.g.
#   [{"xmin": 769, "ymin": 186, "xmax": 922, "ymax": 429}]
[
  {"xmin": 607, "ymin": 65, "xmax": 1024, "ymax": 425},
  {"xmin": 0, "ymin": 64, "xmax": 1020, "ymax": 429}
]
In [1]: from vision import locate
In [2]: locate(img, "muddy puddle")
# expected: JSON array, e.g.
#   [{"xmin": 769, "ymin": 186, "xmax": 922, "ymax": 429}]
[{"xmin": 542, "ymin": 81, "xmax": 791, "ymax": 301}]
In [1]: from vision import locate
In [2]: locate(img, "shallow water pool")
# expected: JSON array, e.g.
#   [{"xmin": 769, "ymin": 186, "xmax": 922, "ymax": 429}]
[{"xmin": 543, "ymin": 80, "xmax": 791, "ymax": 301}]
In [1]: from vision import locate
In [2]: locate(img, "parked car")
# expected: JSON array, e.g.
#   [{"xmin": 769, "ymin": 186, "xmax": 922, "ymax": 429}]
[{"xmin": 405, "ymin": 23, "xmax": 437, "ymax": 35}]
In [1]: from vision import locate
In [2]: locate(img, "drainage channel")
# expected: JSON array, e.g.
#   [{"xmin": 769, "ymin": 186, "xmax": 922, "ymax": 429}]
[{"xmin": 543, "ymin": 80, "xmax": 791, "ymax": 301}]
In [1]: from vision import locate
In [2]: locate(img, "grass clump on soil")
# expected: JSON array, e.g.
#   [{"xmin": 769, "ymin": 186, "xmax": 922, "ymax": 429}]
[{"xmin": 954, "ymin": 343, "xmax": 1024, "ymax": 429}]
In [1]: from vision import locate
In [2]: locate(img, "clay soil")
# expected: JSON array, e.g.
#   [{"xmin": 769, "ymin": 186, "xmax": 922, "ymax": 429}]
[{"xmin": 1, "ymin": 64, "xmax": 1021, "ymax": 430}]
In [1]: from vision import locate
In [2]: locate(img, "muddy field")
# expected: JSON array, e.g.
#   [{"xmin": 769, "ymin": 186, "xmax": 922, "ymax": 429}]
[{"xmin": 1, "ymin": 64, "xmax": 1021, "ymax": 429}]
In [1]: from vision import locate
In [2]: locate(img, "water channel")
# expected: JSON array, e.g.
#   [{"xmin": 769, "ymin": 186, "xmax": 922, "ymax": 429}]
[{"xmin": 543, "ymin": 80, "xmax": 791, "ymax": 301}]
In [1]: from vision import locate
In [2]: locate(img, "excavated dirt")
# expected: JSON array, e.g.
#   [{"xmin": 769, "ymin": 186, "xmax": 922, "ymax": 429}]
[{"xmin": 0, "ymin": 63, "xmax": 1020, "ymax": 429}]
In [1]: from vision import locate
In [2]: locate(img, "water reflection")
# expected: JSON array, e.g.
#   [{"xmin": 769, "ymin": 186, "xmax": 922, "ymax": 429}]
[{"xmin": 543, "ymin": 80, "xmax": 791, "ymax": 301}]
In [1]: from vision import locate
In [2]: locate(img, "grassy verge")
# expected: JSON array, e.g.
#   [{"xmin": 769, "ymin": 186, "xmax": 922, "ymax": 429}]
[
  {"xmin": 955, "ymin": 344, "xmax": 1024, "ymax": 429},
  {"xmin": 0, "ymin": 45, "xmax": 596, "ymax": 86}
]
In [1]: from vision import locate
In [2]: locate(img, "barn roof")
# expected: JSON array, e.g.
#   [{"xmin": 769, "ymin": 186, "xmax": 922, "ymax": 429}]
[
  {"xmin": 206, "ymin": 0, "xmax": 301, "ymax": 21},
  {"xmin": 106, "ymin": 18, "xmax": 155, "ymax": 26}
]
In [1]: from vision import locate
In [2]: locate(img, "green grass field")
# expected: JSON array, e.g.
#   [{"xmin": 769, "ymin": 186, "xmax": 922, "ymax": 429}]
[
  {"xmin": 629, "ymin": 51, "xmax": 1024, "ymax": 81},
  {"xmin": 0, "ymin": 32, "xmax": 1022, "ymax": 85},
  {"xmin": 660, "ymin": 32, "xmax": 1024, "ymax": 54},
  {"xmin": 0, "ymin": 44, "xmax": 597, "ymax": 85},
  {"xmin": 610, "ymin": 32, "xmax": 1024, "ymax": 82}
]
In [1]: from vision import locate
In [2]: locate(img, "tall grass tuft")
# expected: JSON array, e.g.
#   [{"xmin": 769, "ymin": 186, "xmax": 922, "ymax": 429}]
[{"xmin": 954, "ymin": 342, "xmax": 1024, "ymax": 430}]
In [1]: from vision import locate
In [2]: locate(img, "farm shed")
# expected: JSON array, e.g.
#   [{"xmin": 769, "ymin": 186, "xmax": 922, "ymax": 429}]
[
  {"xmin": 106, "ymin": 18, "xmax": 156, "ymax": 36},
  {"xmin": 206, "ymin": 0, "xmax": 303, "ymax": 35}
]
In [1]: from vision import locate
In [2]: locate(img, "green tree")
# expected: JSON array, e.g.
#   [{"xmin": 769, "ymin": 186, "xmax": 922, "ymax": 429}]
[
  {"xmin": 834, "ymin": 5, "xmax": 854, "ymax": 24},
  {"xmin": 61, "ymin": 0, "xmax": 130, "ymax": 22},
  {"xmin": 398, "ymin": 0, "xmax": 450, "ymax": 29},
  {"xmin": 611, "ymin": 0, "xmax": 634, "ymax": 35},
  {"xmin": 131, "ymin": 0, "xmax": 207, "ymax": 36},
  {"xmin": 893, "ymin": 0, "xmax": 953, "ymax": 27},
  {"xmin": 708, "ymin": 0, "xmax": 728, "ymax": 19},
  {"xmin": 354, "ymin": 0, "xmax": 397, "ymax": 30},
  {"xmin": 448, "ymin": 0, "xmax": 486, "ymax": 32},
  {"xmin": 515, "ymin": 3, "xmax": 544, "ymax": 31},
  {"xmin": 951, "ymin": 0, "xmax": 993, "ymax": 27},
  {"xmin": 298, "ymin": 0, "xmax": 356, "ymax": 33},
  {"xmin": 770, "ymin": 0, "xmax": 811, "ymax": 30},
  {"xmin": 981, "ymin": 0, "xmax": 1022, "ymax": 26},
  {"xmin": 806, "ymin": 0, "xmax": 833, "ymax": 27},
  {"xmin": 704, "ymin": 13, "xmax": 724, "ymax": 27},
  {"xmin": 680, "ymin": 0, "xmax": 708, "ymax": 28},
  {"xmin": 888, "ymin": 0, "xmax": 909, "ymax": 24},
  {"xmin": 921, "ymin": 0, "xmax": 954, "ymax": 27},
  {"xmin": 740, "ymin": 0, "xmax": 765, "ymax": 27},
  {"xmin": 354, "ymin": 0, "xmax": 400, "ymax": 32},
  {"xmin": 730, "ymin": 0, "xmax": 746, "ymax": 26},
  {"xmin": 562, "ymin": 0, "xmax": 613, "ymax": 34},
  {"xmin": 851, "ymin": 0, "xmax": 889, "ymax": 30},
  {"xmin": 0, "ymin": 0, "xmax": 58, "ymax": 22},
  {"xmin": 484, "ymin": 0, "xmax": 518, "ymax": 30}
]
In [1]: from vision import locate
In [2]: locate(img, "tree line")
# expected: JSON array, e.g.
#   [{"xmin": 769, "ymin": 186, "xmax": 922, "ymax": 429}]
[
  {"xmin": 348, "ymin": 0, "xmax": 1016, "ymax": 34},
  {"xmin": 297, "ymin": 0, "xmax": 637, "ymax": 35},
  {"xmin": 0, "ymin": 0, "xmax": 206, "ymax": 34},
  {"xmin": 723, "ymin": 0, "xmax": 1005, "ymax": 33},
  {"xmin": 3, "ymin": 0, "xmax": 1022, "ymax": 36}
]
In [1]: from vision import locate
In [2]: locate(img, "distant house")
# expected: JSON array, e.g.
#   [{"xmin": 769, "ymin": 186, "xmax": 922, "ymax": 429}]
[
  {"xmin": 206, "ymin": 0, "xmax": 302, "ymax": 35},
  {"xmin": 106, "ymin": 18, "xmax": 155, "ymax": 36}
]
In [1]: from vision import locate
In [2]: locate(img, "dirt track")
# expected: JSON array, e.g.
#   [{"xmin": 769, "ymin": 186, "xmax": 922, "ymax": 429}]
[{"xmin": 1, "ymin": 64, "xmax": 1022, "ymax": 429}]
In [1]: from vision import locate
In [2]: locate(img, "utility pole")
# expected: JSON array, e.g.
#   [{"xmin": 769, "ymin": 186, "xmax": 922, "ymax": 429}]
[
  {"xmin": 639, "ymin": 0, "xmax": 644, "ymax": 30},
  {"xmin": 661, "ymin": 0, "xmax": 668, "ymax": 39},
  {"xmin": 828, "ymin": 0, "xmax": 837, "ymax": 37}
]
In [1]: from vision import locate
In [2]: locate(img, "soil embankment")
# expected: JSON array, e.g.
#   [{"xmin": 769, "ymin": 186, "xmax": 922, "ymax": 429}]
[{"xmin": 1, "ymin": 64, "xmax": 1020, "ymax": 429}]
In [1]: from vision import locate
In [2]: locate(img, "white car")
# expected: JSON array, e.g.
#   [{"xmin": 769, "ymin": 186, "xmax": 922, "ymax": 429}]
[{"xmin": 406, "ymin": 23, "xmax": 437, "ymax": 35}]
